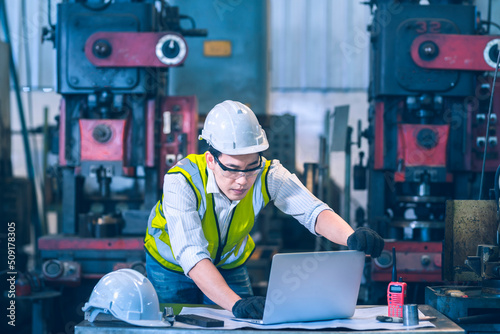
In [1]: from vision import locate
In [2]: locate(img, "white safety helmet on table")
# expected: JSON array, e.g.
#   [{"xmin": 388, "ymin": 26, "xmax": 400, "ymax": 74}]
[{"xmin": 82, "ymin": 268, "xmax": 170, "ymax": 327}]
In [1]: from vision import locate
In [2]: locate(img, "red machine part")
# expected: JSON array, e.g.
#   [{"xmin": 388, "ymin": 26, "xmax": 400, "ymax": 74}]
[
  {"xmin": 398, "ymin": 124, "xmax": 448, "ymax": 167},
  {"xmin": 38, "ymin": 236, "xmax": 144, "ymax": 251},
  {"xmin": 85, "ymin": 31, "xmax": 188, "ymax": 68},
  {"xmin": 15, "ymin": 274, "xmax": 32, "ymax": 296},
  {"xmin": 395, "ymin": 124, "xmax": 451, "ymax": 182},
  {"xmin": 372, "ymin": 241, "xmax": 442, "ymax": 282},
  {"xmin": 38, "ymin": 237, "xmax": 144, "ymax": 280},
  {"xmin": 79, "ymin": 119, "xmax": 129, "ymax": 162},
  {"xmin": 159, "ymin": 96, "xmax": 199, "ymax": 184},
  {"xmin": 411, "ymin": 34, "xmax": 500, "ymax": 71}
]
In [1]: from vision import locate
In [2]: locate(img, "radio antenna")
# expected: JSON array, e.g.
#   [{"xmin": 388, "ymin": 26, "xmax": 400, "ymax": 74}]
[{"xmin": 392, "ymin": 247, "xmax": 397, "ymax": 282}]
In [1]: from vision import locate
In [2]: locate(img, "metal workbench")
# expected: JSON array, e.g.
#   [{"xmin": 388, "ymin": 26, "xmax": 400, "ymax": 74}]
[{"xmin": 75, "ymin": 305, "xmax": 464, "ymax": 333}]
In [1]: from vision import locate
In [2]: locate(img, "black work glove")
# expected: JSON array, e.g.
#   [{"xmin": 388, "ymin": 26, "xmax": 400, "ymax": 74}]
[
  {"xmin": 347, "ymin": 227, "xmax": 384, "ymax": 258},
  {"xmin": 232, "ymin": 296, "xmax": 265, "ymax": 319}
]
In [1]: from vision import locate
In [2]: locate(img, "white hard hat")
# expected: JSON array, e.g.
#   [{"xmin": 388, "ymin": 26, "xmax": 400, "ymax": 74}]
[
  {"xmin": 199, "ymin": 100, "xmax": 269, "ymax": 155},
  {"xmin": 82, "ymin": 269, "xmax": 170, "ymax": 327}
]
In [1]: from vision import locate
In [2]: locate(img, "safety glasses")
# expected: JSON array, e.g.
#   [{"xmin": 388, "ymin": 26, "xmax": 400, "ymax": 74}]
[{"xmin": 213, "ymin": 154, "xmax": 263, "ymax": 179}]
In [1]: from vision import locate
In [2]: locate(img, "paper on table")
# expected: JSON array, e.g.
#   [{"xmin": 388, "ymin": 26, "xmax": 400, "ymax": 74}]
[{"xmin": 176, "ymin": 306, "xmax": 436, "ymax": 330}]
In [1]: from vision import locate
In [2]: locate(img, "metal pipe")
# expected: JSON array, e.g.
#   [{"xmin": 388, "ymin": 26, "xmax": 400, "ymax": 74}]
[
  {"xmin": 344, "ymin": 126, "xmax": 353, "ymax": 225},
  {"xmin": 42, "ymin": 107, "xmax": 49, "ymax": 235},
  {"xmin": 487, "ymin": 0, "xmax": 492, "ymax": 34}
]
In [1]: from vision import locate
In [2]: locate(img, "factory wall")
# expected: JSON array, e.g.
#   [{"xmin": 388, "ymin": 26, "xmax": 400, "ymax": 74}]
[
  {"xmin": 268, "ymin": 0, "xmax": 371, "ymax": 221},
  {"xmin": 2, "ymin": 0, "xmax": 55, "ymax": 88}
]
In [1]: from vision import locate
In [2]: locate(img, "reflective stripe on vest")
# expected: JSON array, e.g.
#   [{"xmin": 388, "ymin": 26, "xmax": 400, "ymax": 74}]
[{"xmin": 144, "ymin": 153, "xmax": 271, "ymax": 273}]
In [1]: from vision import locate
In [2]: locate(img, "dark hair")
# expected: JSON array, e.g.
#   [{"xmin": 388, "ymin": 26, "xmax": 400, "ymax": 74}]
[{"xmin": 208, "ymin": 145, "xmax": 222, "ymax": 158}]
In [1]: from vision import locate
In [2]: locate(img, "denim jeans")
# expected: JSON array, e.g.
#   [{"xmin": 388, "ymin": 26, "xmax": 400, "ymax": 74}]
[{"xmin": 145, "ymin": 252, "xmax": 254, "ymax": 304}]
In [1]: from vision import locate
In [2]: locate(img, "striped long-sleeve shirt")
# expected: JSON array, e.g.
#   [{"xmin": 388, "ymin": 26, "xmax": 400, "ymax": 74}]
[{"xmin": 162, "ymin": 158, "xmax": 332, "ymax": 275}]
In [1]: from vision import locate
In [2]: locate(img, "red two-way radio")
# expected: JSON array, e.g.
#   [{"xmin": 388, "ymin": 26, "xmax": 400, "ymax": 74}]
[{"xmin": 387, "ymin": 247, "xmax": 407, "ymax": 317}]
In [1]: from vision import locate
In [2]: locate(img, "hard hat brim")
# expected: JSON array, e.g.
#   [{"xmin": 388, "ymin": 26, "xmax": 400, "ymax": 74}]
[
  {"xmin": 217, "ymin": 143, "xmax": 269, "ymax": 155},
  {"xmin": 83, "ymin": 306, "xmax": 172, "ymax": 327},
  {"xmin": 124, "ymin": 319, "xmax": 172, "ymax": 327}
]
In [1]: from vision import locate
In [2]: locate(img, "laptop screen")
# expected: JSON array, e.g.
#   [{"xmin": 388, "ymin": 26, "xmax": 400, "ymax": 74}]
[{"xmin": 261, "ymin": 250, "xmax": 365, "ymax": 324}]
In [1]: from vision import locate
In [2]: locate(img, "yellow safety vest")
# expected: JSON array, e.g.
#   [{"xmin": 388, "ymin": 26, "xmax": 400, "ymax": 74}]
[{"xmin": 144, "ymin": 153, "xmax": 271, "ymax": 273}]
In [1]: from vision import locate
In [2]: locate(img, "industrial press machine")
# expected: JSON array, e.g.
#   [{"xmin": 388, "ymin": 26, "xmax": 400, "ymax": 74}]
[
  {"xmin": 364, "ymin": 0, "xmax": 500, "ymax": 323},
  {"xmin": 36, "ymin": 0, "xmax": 204, "ymax": 314}
]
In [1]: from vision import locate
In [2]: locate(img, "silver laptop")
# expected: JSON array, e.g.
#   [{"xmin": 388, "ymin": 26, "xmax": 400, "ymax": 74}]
[{"xmin": 240, "ymin": 250, "xmax": 365, "ymax": 325}]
